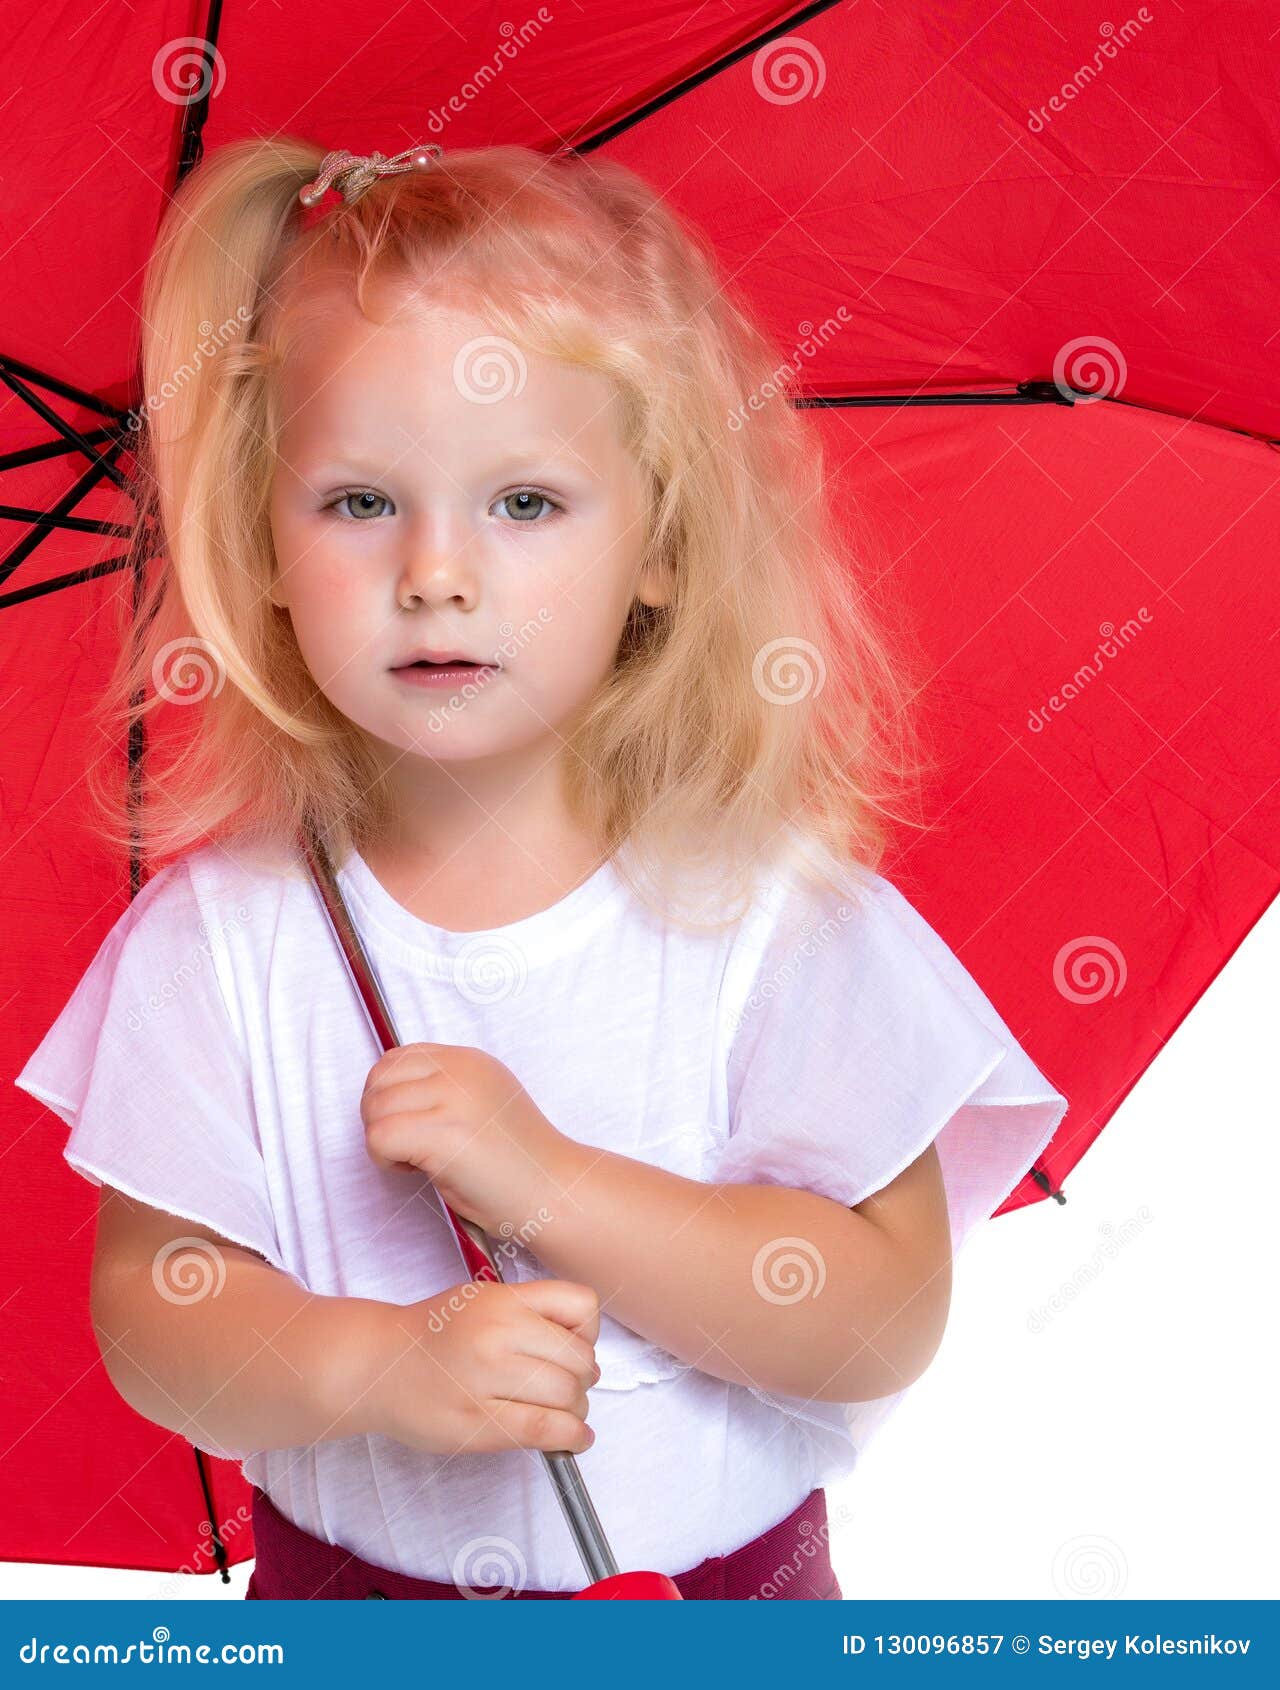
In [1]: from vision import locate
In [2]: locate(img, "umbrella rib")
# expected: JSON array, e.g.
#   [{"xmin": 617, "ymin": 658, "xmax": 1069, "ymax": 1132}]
[
  {"xmin": 0, "ymin": 427, "xmax": 134, "ymax": 585},
  {"xmin": 567, "ymin": 0, "xmax": 848, "ymax": 155}
]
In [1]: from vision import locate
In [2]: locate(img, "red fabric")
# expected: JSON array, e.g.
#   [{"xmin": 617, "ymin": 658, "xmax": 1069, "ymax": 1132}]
[
  {"xmin": 242, "ymin": 1484, "xmax": 841, "ymax": 1601},
  {"xmin": 2, "ymin": 1, "xmax": 1277, "ymax": 1576}
]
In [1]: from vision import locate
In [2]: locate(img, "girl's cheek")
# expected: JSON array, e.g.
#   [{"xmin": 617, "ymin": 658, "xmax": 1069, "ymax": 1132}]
[
  {"xmin": 526, "ymin": 624, "xmax": 626, "ymax": 712},
  {"xmin": 297, "ymin": 552, "xmax": 377, "ymax": 623},
  {"xmin": 283, "ymin": 571, "xmax": 382, "ymax": 683}
]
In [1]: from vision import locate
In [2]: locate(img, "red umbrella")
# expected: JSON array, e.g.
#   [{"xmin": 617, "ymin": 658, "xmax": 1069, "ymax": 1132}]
[{"xmin": 3, "ymin": 0, "xmax": 1276, "ymax": 1579}]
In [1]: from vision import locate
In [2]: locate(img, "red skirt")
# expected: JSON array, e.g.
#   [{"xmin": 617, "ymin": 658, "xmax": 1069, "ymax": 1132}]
[{"xmin": 244, "ymin": 1483, "xmax": 843, "ymax": 1600}]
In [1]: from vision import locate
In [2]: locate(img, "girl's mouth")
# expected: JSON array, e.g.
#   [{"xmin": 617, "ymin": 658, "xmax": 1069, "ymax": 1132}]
[{"xmin": 391, "ymin": 660, "xmax": 499, "ymax": 689}]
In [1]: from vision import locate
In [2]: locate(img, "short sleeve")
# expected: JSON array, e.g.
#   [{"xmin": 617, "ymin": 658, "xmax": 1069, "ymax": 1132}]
[
  {"xmin": 711, "ymin": 858, "xmax": 1068, "ymax": 1235},
  {"xmin": 13, "ymin": 857, "xmax": 286, "ymax": 1273},
  {"xmin": 705, "ymin": 835, "xmax": 1069, "ymax": 1474}
]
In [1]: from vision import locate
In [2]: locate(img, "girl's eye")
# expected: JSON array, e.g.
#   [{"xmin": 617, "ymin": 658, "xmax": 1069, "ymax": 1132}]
[
  {"xmin": 494, "ymin": 488, "xmax": 563, "ymax": 524},
  {"xmin": 328, "ymin": 489, "xmax": 393, "ymax": 522},
  {"xmin": 324, "ymin": 487, "xmax": 562, "ymax": 524}
]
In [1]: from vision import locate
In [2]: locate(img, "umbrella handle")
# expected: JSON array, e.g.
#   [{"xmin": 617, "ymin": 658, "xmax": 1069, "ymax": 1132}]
[{"xmin": 297, "ymin": 818, "xmax": 680, "ymax": 1597}]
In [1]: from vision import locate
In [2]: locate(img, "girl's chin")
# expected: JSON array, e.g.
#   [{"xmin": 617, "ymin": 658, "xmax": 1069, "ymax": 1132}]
[
  {"xmin": 350, "ymin": 697, "xmax": 572, "ymax": 764},
  {"xmin": 363, "ymin": 717, "xmax": 533, "ymax": 761}
]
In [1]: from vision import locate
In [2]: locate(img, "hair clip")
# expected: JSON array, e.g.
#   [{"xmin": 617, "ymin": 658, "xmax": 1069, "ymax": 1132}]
[{"xmin": 298, "ymin": 143, "xmax": 443, "ymax": 215}]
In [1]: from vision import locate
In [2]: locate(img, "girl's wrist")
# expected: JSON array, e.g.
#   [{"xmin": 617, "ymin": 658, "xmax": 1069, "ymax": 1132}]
[
  {"xmin": 475, "ymin": 1117, "xmax": 586, "ymax": 1242},
  {"xmin": 499, "ymin": 1121, "xmax": 587, "ymax": 1243},
  {"xmin": 314, "ymin": 1294, "xmax": 407, "ymax": 1442}
]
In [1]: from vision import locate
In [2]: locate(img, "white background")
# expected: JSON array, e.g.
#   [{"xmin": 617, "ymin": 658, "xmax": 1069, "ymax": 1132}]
[{"xmin": 5, "ymin": 896, "xmax": 1277, "ymax": 1601}]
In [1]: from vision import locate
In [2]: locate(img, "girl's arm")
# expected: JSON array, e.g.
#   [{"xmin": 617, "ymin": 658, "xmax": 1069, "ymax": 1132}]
[
  {"xmin": 89, "ymin": 1186, "xmax": 390, "ymax": 1460},
  {"xmin": 527, "ymin": 1137, "xmax": 953, "ymax": 1404}
]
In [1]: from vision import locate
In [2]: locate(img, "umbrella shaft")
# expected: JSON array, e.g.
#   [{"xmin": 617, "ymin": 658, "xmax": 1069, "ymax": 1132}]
[
  {"xmin": 455, "ymin": 1215, "xmax": 619, "ymax": 1582},
  {"xmin": 301, "ymin": 822, "xmax": 622, "ymax": 1587},
  {"xmin": 542, "ymin": 1450, "xmax": 619, "ymax": 1583}
]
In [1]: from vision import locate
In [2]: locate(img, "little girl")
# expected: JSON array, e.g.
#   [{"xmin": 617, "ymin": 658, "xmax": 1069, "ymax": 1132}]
[{"xmin": 14, "ymin": 136, "xmax": 1068, "ymax": 1600}]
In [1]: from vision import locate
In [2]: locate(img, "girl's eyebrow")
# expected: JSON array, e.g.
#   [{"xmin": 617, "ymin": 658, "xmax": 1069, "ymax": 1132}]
[
  {"xmin": 304, "ymin": 446, "xmax": 595, "ymax": 481},
  {"xmin": 304, "ymin": 456, "xmax": 386, "ymax": 477},
  {"xmin": 486, "ymin": 447, "xmax": 596, "ymax": 482}
]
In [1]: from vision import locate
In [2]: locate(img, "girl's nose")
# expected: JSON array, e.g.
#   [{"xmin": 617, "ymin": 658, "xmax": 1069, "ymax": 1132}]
[{"xmin": 395, "ymin": 541, "xmax": 479, "ymax": 612}]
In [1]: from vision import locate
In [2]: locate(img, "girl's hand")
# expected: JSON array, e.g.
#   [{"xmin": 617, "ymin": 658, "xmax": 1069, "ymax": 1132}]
[
  {"xmin": 356, "ymin": 1276, "xmax": 601, "ymax": 1457},
  {"xmin": 360, "ymin": 1042, "xmax": 569, "ymax": 1236}
]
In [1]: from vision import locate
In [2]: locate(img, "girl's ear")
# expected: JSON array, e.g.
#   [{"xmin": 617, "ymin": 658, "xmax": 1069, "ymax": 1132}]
[{"xmin": 634, "ymin": 553, "xmax": 674, "ymax": 610}]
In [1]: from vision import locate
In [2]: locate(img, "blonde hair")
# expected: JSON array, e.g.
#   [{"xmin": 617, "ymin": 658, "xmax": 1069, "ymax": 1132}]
[{"xmin": 87, "ymin": 135, "xmax": 938, "ymax": 931}]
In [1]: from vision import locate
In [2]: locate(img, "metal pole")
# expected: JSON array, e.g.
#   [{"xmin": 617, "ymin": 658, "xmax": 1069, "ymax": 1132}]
[{"xmin": 297, "ymin": 817, "xmax": 619, "ymax": 1586}]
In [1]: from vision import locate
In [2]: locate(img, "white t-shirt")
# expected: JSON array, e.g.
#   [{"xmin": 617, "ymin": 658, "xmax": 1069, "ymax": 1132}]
[{"xmin": 13, "ymin": 826, "xmax": 1068, "ymax": 1591}]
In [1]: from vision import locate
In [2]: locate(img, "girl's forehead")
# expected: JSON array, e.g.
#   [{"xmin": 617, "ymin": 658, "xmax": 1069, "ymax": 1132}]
[
  {"xmin": 280, "ymin": 293, "xmax": 494, "ymax": 384},
  {"xmin": 276, "ymin": 306, "xmax": 622, "ymax": 461}
]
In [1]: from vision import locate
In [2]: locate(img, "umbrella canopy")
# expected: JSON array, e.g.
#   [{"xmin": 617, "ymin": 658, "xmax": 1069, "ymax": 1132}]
[{"xmin": 3, "ymin": 0, "xmax": 1276, "ymax": 1577}]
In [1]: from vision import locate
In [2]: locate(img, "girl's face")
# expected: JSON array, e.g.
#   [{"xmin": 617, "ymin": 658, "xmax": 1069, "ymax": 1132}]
[{"xmin": 267, "ymin": 293, "xmax": 667, "ymax": 780}]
